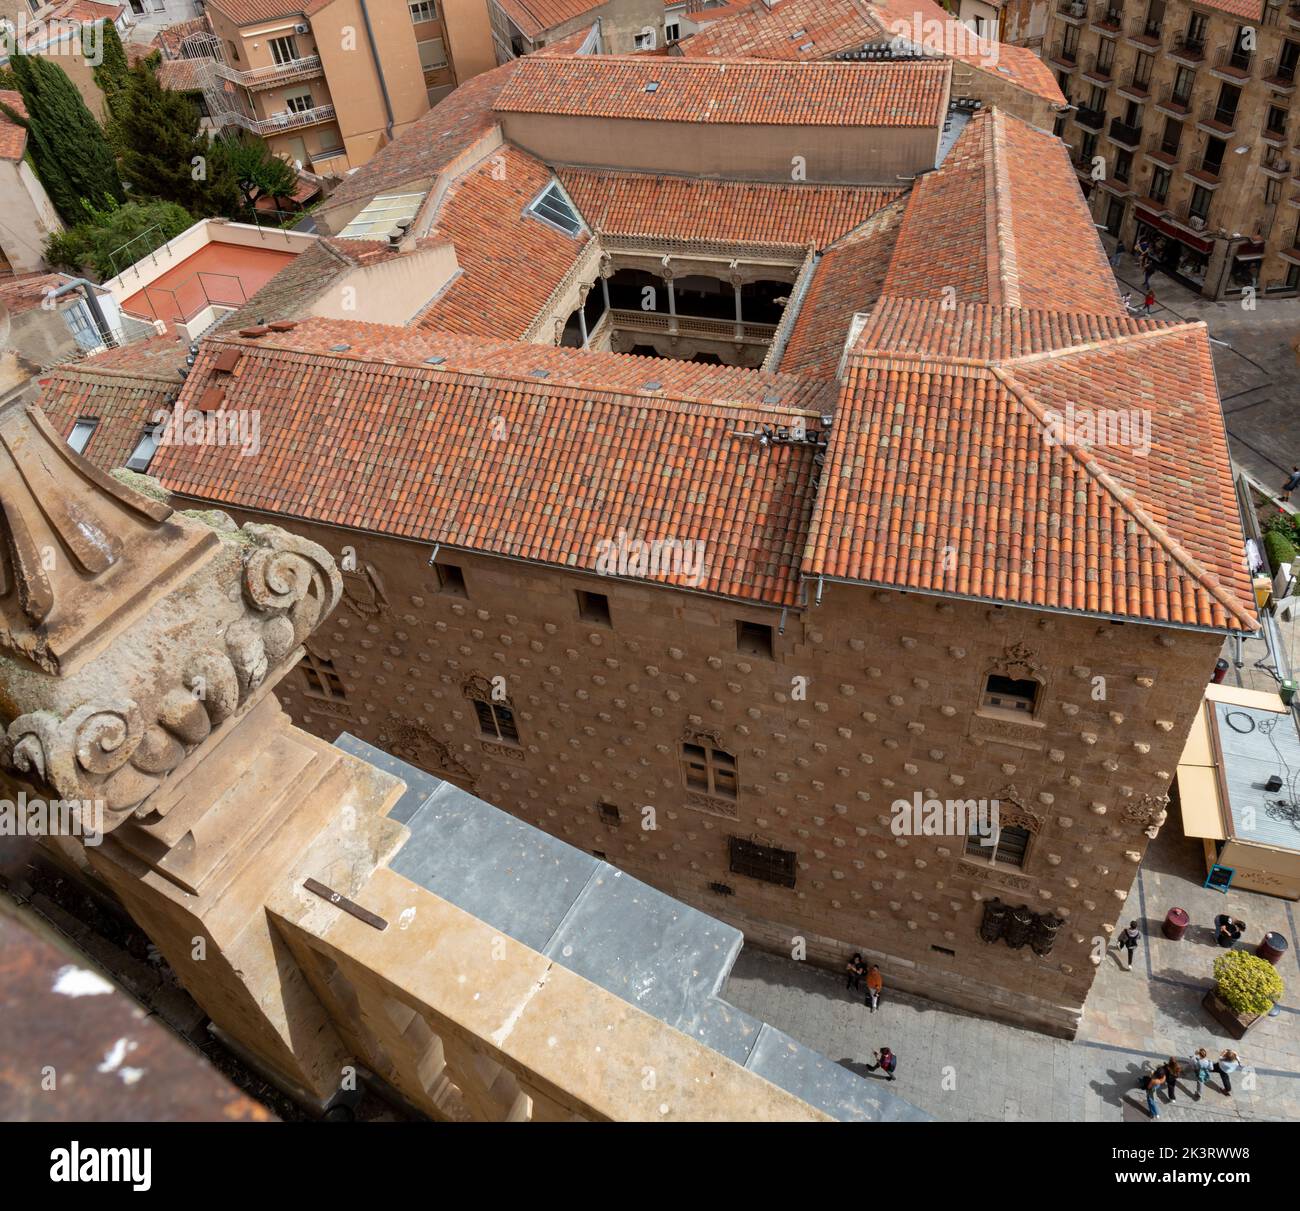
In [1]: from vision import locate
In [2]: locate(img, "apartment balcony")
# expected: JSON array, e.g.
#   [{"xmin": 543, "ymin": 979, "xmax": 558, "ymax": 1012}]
[
  {"xmin": 1263, "ymin": 57, "xmax": 1298, "ymax": 91},
  {"xmin": 1154, "ymin": 87, "xmax": 1193, "ymax": 117},
  {"xmin": 1264, "ymin": 123, "xmax": 1290, "ymax": 146},
  {"xmin": 1186, "ymin": 164, "xmax": 1223, "ymax": 188},
  {"xmin": 1117, "ymin": 74, "xmax": 1151, "ymax": 100},
  {"xmin": 1089, "ymin": 1, "xmax": 1125, "ymax": 35},
  {"xmin": 1081, "ymin": 55, "xmax": 1115, "ymax": 86},
  {"xmin": 1108, "ymin": 117, "xmax": 1143, "ymax": 148},
  {"xmin": 1164, "ymin": 200, "xmax": 1214, "ymax": 235},
  {"xmin": 1168, "ymin": 32, "xmax": 1207, "ymax": 65},
  {"xmin": 212, "ymin": 55, "xmax": 325, "ymax": 93},
  {"xmin": 1197, "ymin": 99, "xmax": 1238, "ymax": 135},
  {"xmin": 218, "ymin": 103, "xmax": 338, "ymax": 137},
  {"xmin": 1049, "ymin": 40, "xmax": 1080, "ymax": 70},
  {"xmin": 1263, "ymin": 154, "xmax": 1293, "ymax": 179},
  {"xmin": 1288, "ymin": 2, "xmax": 1300, "ymax": 30},
  {"xmin": 1074, "ymin": 104, "xmax": 1106, "ymax": 129},
  {"xmin": 1124, "ymin": 13, "xmax": 1162, "ymax": 47},
  {"xmin": 1056, "ymin": 0, "xmax": 1089, "ymax": 23},
  {"xmin": 1210, "ymin": 43, "xmax": 1253, "ymax": 82},
  {"xmin": 1135, "ymin": 190, "xmax": 1170, "ymax": 214}
]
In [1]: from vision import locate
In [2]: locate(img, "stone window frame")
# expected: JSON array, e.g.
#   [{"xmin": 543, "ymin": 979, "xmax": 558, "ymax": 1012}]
[
  {"xmin": 976, "ymin": 642, "xmax": 1048, "ymax": 724},
  {"xmin": 301, "ymin": 650, "xmax": 347, "ymax": 702},
  {"xmin": 463, "ymin": 673, "xmax": 520, "ymax": 745},
  {"xmin": 679, "ymin": 727, "xmax": 738, "ymax": 801},
  {"xmin": 961, "ymin": 787, "xmax": 1042, "ymax": 874}
]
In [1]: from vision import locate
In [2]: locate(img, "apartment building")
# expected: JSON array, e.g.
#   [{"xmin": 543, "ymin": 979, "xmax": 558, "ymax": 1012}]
[
  {"xmin": 1046, "ymin": 0, "xmax": 1300, "ymax": 298},
  {"xmin": 954, "ymin": 0, "xmax": 1051, "ymax": 47},
  {"xmin": 197, "ymin": 0, "xmax": 495, "ymax": 173}
]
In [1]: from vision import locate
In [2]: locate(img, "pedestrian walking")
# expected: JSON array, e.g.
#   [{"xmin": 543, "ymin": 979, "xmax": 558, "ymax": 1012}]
[
  {"xmin": 866, "ymin": 1047, "xmax": 897, "ymax": 1081},
  {"xmin": 1142, "ymin": 288, "xmax": 1156, "ymax": 315},
  {"xmin": 1109, "ymin": 239, "xmax": 1126, "ymax": 268},
  {"xmin": 1159, "ymin": 1057, "xmax": 1182, "ymax": 1103},
  {"xmin": 1281, "ymin": 466, "xmax": 1300, "ymax": 502},
  {"xmin": 1190, "ymin": 1048, "xmax": 1212, "ymax": 1101},
  {"xmin": 1117, "ymin": 920, "xmax": 1142, "ymax": 970},
  {"xmin": 1141, "ymin": 1065, "xmax": 1166, "ymax": 1119},
  {"xmin": 845, "ymin": 952, "xmax": 865, "ymax": 991},
  {"xmin": 865, "ymin": 963, "xmax": 883, "ymax": 1012},
  {"xmin": 1214, "ymin": 1049, "xmax": 1241, "ymax": 1095}
]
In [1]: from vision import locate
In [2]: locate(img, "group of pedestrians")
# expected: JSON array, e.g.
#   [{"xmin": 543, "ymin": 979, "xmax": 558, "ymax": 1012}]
[
  {"xmin": 1140, "ymin": 1050, "xmax": 1243, "ymax": 1119},
  {"xmin": 846, "ymin": 954, "xmax": 896, "ymax": 1083},
  {"xmin": 1111, "ymin": 236, "xmax": 1159, "ymax": 314}
]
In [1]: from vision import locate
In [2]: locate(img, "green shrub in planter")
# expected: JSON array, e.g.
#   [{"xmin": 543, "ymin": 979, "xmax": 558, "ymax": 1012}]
[
  {"xmin": 1213, "ymin": 951, "xmax": 1284, "ymax": 1017},
  {"xmin": 1264, "ymin": 530, "xmax": 1296, "ymax": 575}
]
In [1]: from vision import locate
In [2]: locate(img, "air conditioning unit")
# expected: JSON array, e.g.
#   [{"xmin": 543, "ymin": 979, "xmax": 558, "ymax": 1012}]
[
  {"xmin": 1069, "ymin": 1, "xmax": 1086, "ymax": 15},
  {"xmin": 1189, "ymin": 215, "xmax": 1206, "ymax": 230},
  {"xmin": 294, "ymin": 22, "xmax": 308, "ymax": 33}
]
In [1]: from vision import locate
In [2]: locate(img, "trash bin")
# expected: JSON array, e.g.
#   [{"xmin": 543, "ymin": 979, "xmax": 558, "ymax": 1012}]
[
  {"xmin": 1256, "ymin": 932, "xmax": 1289, "ymax": 965},
  {"xmin": 1212, "ymin": 658, "xmax": 1229, "ymax": 684},
  {"xmin": 1281, "ymin": 680, "xmax": 1297, "ymax": 706},
  {"xmin": 1163, "ymin": 907, "xmax": 1190, "ymax": 940}
]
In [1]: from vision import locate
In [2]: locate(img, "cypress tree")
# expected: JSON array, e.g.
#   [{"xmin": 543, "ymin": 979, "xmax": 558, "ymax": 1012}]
[
  {"xmin": 93, "ymin": 21, "xmax": 131, "ymax": 124},
  {"xmin": 0, "ymin": 54, "xmax": 122, "ymax": 223},
  {"xmin": 114, "ymin": 59, "xmax": 230, "ymax": 215}
]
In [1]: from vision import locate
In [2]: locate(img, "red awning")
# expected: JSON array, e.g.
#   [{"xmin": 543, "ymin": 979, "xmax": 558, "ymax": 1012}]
[{"xmin": 1135, "ymin": 208, "xmax": 1214, "ymax": 254}]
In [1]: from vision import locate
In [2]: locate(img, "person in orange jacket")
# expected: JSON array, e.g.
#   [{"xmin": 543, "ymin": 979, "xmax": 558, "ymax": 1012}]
[{"xmin": 865, "ymin": 964, "xmax": 883, "ymax": 1013}]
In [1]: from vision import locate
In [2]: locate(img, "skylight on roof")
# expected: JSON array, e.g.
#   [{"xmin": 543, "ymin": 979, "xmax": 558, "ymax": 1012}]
[
  {"xmin": 338, "ymin": 191, "xmax": 427, "ymax": 239},
  {"xmin": 526, "ymin": 181, "xmax": 583, "ymax": 238}
]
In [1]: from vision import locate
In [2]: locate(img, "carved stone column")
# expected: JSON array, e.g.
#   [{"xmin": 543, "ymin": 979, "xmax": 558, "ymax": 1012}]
[{"xmin": 0, "ymin": 393, "xmax": 407, "ymax": 1102}]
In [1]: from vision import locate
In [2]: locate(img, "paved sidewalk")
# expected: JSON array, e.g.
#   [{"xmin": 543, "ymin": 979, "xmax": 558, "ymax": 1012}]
[
  {"xmin": 1106, "ymin": 248, "xmax": 1300, "ymax": 490},
  {"xmin": 723, "ymin": 825, "xmax": 1300, "ymax": 1122}
]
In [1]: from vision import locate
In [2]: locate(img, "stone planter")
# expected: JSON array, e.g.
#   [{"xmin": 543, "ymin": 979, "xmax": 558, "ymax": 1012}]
[{"xmin": 1202, "ymin": 988, "xmax": 1263, "ymax": 1039}]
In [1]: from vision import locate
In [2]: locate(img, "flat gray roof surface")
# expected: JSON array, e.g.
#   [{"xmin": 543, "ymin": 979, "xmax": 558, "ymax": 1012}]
[
  {"xmin": 336, "ymin": 733, "xmax": 930, "ymax": 1122},
  {"xmin": 1213, "ymin": 702, "xmax": 1300, "ymax": 854}
]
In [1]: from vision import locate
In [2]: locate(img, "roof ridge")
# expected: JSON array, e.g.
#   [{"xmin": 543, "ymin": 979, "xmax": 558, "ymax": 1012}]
[
  {"xmin": 210, "ymin": 336, "xmax": 829, "ymax": 417},
  {"xmin": 986, "ymin": 110, "xmax": 1021, "ymax": 309},
  {"xmin": 49, "ymin": 363, "xmax": 180, "ymax": 386},
  {"xmin": 997, "ymin": 320, "xmax": 1205, "ymax": 368},
  {"xmin": 990, "ymin": 363, "xmax": 1256, "ymax": 629}
]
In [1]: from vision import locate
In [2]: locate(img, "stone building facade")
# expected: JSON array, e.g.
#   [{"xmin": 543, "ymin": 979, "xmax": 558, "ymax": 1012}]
[
  {"xmin": 1045, "ymin": 0, "xmax": 1300, "ymax": 298},
  {"xmin": 153, "ymin": 504, "xmax": 1222, "ymax": 1038}
]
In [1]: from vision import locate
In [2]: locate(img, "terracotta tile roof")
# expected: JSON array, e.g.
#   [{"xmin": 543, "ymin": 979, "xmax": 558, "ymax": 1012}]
[
  {"xmin": 882, "ymin": 110, "xmax": 1124, "ymax": 314},
  {"xmin": 148, "ymin": 15, "xmax": 213, "ymax": 57},
  {"xmin": 415, "ymin": 145, "xmax": 585, "ymax": 338},
  {"xmin": 213, "ymin": 238, "xmax": 360, "ymax": 332},
  {"xmin": 36, "ymin": 335, "xmax": 186, "ymax": 473},
  {"xmin": 534, "ymin": 26, "xmax": 597, "ymax": 54},
  {"xmin": 493, "ymin": 54, "xmax": 951, "ymax": 127},
  {"xmin": 152, "ymin": 331, "xmax": 823, "ymax": 606},
  {"xmin": 0, "ymin": 91, "xmax": 28, "ymax": 161},
  {"xmin": 557, "ymin": 169, "xmax": 903, "ymax": 247},
  {"xmin": 156, "ymin": 57, "xmax": 207, "ymax": 93},
  {"xmin": 322, "ymin": 60, "xmax": 520, "ymax": 215},
  {"xmin": 803, "ymin": 323, "xmax": 1257, "ymax": 631},
  {"xmin": 677, "ymin": 0, "xmax": 1064, "ymax": 107},
  {"xmin": 214, "ymin": 315, "xmax": 837, "ymax": 411},
  {"xmin": 1197, "ymin": 0, "xmax": 1264, "ymax": 17},
  {"xmin": 854, "ymin": 297, "xmax": 1163, "ymax": 360},
  {"xmin": 0, "ymin": 271, "xmax": 79, "ymax": 316},
  {"xmin": 204, "ymin": 0, "xmax": 305, "ymax": 26},
  {"xmin": 494, "ymin": 0, "xmax": 601, "ymax": 39},
  {"xmin": 777, "ymin": 198, "xmax": 908, "ymax": 378}
]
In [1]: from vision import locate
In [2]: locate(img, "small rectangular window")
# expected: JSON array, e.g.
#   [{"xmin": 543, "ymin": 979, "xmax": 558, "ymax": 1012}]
[
  {"xmin": 409, "ymin": 0, "xmax": 437, "ymax": 20},
  {"xmin": 417, "ymin": 36, "xmax": 447, "ymax": 70},
  {"xmin": 435, "ymin": 562, "xmax": 467, "ymax": 596},
  {"xmin": 982, "ymin": 674, "xmax": 1039, "ymax": 714},
  {"xmin": 577, "ymin": 590, "xmax": 611, "ymax": 625},
  {"xmin": 681, "ymin": 741, "xmax": 737, "ymax": 799},
  {"xmin": 269, "ymin": 35, "xmax": 298, "ymax": 65},
  {"xmin": 729, "ymin": 836, "xmax": 796, "ymax": 888},
  {"xmin": 473, "ymin": 698, "xmax": 518, "ymax": 744},
  {"xmin": 125, "ymin": 423, "xmax": 164, "ymax": 472},
  {"xmin": 966, "ymin": 823, "xmax": 1031, "ymax": 868},
  {"xmin": 736, "ymin": 620, "xmax": 774, "ymax": 659},
  {"xmin": 67, "ymin": 418, "xmax": 98, "ymax": 454},
  {"xmin": 284, "ymin": 90, "xmax": 314, "ymax": 114},
  {"xmin": 708, "ymin": 881, "xmax": 734, "ymax": 896},
  {"xmin": 302, "ymin": 653, "xmax": 346, "ymax": 701},
  {"xmin": 597, "ymin": 802, "xmax": 621, "ymax": 826}
]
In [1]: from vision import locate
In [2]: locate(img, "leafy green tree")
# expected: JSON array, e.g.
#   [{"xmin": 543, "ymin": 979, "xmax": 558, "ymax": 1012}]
[
  {"xmin": 45, "ymin": 199, "xmax": 194, "ymax": 280},
  {"xmin": 113, "ymin": 59, "xmax": 235, "ymax": 215},
  {"xmin": 0, "ymin": 54, "xmax": 122, "ymax": 223},
  {"xmin": 93, "ymin": 21, "xmax": 131, "ymax": 124},
  {"xmin": 212, "ymin": 131, "xmax": 300, "ymax": 216}
]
